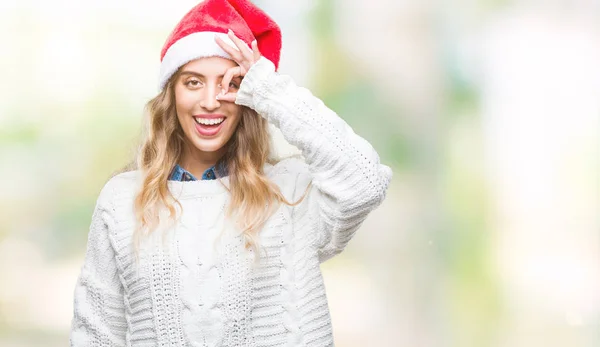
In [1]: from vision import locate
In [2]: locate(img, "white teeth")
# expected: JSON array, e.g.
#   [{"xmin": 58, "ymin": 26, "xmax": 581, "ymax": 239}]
[{"xmin": 195, "ymin": 117, "xmax": 224, "ymax": 125}]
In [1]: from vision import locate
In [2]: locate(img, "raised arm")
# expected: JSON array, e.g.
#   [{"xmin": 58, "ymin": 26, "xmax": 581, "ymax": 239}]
[
  {"xmin": 235, "ymin": 57, "xmax": 393, "ymax": 262},
  {"xmin": 70, "ymin": 189, "xmax": 127, "ymax": 346}
]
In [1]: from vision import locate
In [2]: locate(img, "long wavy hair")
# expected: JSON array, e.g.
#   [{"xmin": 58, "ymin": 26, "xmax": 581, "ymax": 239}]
[{"xmin": 120, "ymin": 65, "xmax": 311, "ymax": 264}]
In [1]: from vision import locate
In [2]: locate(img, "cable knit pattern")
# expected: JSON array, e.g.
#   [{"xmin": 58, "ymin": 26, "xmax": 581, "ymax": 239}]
[
  {"xmin": 236, "ymin": 56, "xmax": 392, "ymax": 263},
  {"xmin": 70, "ymin": 196, "xmax": 128, "ymax": 347},
  {"xmin": 177, "ymin": 196, "xmax": 226, "ymax": 347},
  {"xmin": 70, "ymin": 56, "xmax": 392, "ymax": 346}
]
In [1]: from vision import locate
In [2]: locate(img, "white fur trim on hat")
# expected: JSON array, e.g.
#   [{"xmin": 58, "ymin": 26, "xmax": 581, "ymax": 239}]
[{"xmin": 158, "ymin": 32, "xmax": 238, "ymax": 90}]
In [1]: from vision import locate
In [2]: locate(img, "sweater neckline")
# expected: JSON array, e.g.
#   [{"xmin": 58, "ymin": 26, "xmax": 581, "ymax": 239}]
[
  {"xmin": 150, "ymin": 162, "xmax": 277, "ymax": 199},
  {"xmin": 167, "ymin": 176, "xmax": 230, "ymax": 199}
]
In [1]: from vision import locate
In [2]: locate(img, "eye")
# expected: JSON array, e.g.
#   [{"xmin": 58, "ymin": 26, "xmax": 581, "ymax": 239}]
[
  {"xmin": 228, "ymin": 81, "xmax": 239, "ymax": 89},
  {"xmin": 185, "ymin": 79, "xmax": 202, "ymax": 88}
]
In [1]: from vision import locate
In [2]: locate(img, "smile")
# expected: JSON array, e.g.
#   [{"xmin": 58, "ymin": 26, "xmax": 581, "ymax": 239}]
[
  {"xmin": 193, "ymin": 116, "xmax": 226, "ymax": 137},
  {"xmin": 194, "ymin": 117, "xmax": 224, "ymax": 125}
]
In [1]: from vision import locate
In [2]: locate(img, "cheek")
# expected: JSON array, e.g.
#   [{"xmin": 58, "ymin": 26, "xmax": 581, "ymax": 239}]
[
  {"xmin": 227, "ymin": 106, "xmax": 243, "ymax": 128},
  {"xmin": 174, "ymin": 88, "xmax": 196, "ymax": 115}
]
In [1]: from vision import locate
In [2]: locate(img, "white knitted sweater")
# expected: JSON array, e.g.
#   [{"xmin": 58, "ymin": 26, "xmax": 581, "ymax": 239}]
[{"xmin": 70, "ymin": 57, "xmax": 392, "ymax": 347}]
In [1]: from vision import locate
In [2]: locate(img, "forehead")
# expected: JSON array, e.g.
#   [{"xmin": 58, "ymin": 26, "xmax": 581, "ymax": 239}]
[{"xmin": 180, "ymin": 56, "xmax": 238, "ymax": 77}]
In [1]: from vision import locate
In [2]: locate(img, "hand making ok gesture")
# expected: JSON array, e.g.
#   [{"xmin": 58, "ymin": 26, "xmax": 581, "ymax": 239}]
[{"xmin": 214, "ymin": 29, "xmax": 262, "ymax": 103}]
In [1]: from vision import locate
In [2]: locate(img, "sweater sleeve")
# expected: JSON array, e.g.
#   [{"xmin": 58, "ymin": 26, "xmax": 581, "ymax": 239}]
[
  {"xmin": 236, "ymin": 57, "xmax": 393, "ymax": 263},
  {"xmin": 69, "ymin": 187, "xmax": 127, "ymax": 346}
]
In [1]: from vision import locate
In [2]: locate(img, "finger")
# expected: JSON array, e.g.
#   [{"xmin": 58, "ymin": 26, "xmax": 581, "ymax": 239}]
[
  {"xmin": 251, "ymin": 40, "xmax": 261, "ymax": 61},
  {"xmin": 220, "ymin": 66, "xmax": 243, "ymax": 95},
  {"xmin": 228, "ymin": 29, "xmax": 254, "ymax": 62},
  {"xmin": 215, "ymin": 35, "xmax": 243, "ymax": 62},
  {"xmin": 216, "ymin": 92, "xmax": 237, "ymax": 103}
]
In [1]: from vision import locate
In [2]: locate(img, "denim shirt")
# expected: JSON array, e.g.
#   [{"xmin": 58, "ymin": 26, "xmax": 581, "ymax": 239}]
[{"xmin": 168, "ymin": 162, "xmax": 228, "ymax": 181}]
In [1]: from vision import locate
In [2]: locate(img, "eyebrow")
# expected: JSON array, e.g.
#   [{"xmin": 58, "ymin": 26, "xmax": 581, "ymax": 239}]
[{"xmin": 179, "ymin": 71, "xmax": 241, "ymax": 79}]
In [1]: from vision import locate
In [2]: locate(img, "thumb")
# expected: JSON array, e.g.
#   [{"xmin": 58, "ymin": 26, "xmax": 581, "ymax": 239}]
[{"xmin": 216, "ymin": 92, "xmax": 237, "ymax": 103}]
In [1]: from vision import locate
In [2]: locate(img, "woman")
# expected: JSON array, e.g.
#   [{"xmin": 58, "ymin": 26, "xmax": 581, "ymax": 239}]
[{"xmin": 69, "ymin": 0, "xmax": 392, "ymax": 346}]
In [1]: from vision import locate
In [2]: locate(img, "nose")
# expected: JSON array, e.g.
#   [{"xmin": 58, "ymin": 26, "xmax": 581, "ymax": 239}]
[{"xmin": 198, "ymin": 82, "xmax": 221, "ymax": 111}]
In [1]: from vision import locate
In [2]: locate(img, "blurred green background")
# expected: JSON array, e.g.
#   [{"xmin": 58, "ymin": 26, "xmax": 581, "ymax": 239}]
[{"xmin": 1, "ymin": 0, "xmax": 598, "ymax": 346}]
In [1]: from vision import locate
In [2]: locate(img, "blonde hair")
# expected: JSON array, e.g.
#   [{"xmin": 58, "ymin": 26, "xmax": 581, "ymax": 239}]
[{"xmin": 125, "ymin": 66, "xmax": 310, "ymax": 264}]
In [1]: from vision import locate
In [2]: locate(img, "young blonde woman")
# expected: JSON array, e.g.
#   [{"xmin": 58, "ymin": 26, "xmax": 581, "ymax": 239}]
[{"xmin": 69, "ymin": 0, "xmax": 392, "ymax": 346}]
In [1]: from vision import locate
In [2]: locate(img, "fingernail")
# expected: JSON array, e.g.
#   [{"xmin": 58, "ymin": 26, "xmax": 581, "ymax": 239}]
[
  {"xmin": 215, "ymin": 94, "xmax": 220, "ymax": 100},
  {"xmin": 252, "ymin": 39, "xmax": 257, "ymax": 45},
  {"xmin": 228, "ymin": 29, "xmax": 233, "ymax": 35}
]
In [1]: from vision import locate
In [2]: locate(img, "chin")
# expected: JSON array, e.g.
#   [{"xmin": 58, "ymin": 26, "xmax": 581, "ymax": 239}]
[
  {"xmin": 183, "ymin": 118, "xmax": 238, "ymax": 154},
  {"xmin": 189, "ymin": 138, "xmax": 228, "ymax": 153}
]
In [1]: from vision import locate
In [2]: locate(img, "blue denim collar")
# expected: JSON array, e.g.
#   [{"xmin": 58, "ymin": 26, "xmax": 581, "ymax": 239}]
[{"xmin": 169, "ymin": 162, "xmax": 228, "ymax": 181}]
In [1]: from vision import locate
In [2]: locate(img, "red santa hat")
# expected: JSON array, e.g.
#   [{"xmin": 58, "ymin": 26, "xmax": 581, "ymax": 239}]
[{"xmin": 158, "ymin": 0, "xmax": 282, "ymax": 90}]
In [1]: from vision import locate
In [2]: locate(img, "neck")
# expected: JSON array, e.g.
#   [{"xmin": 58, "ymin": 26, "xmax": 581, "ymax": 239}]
[{"xmin": 179, "ymin": 144, "xmax": 226, "ymax": 178}]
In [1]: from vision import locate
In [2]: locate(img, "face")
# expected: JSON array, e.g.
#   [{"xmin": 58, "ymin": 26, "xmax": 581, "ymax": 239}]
[{"xmin": 174, "ymin": 56, "xmax": 243, "ymax": 158}]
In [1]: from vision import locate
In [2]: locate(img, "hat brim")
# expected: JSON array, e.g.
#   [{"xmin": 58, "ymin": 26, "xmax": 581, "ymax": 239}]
[{"xmin": 158, "ymin": 32, "xmax": 240, "ymax": 91}]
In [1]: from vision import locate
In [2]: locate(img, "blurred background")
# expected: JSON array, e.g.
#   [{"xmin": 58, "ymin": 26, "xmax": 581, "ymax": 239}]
[{"xmin": 0, "ymin": 0, "xmax": 599, "ymax": 346}]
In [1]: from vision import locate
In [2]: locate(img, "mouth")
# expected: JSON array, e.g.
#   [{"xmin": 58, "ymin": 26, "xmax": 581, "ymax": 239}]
[{"xmin": 193, "ymin": 115, "xmax": 226, "ymax": 137}]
